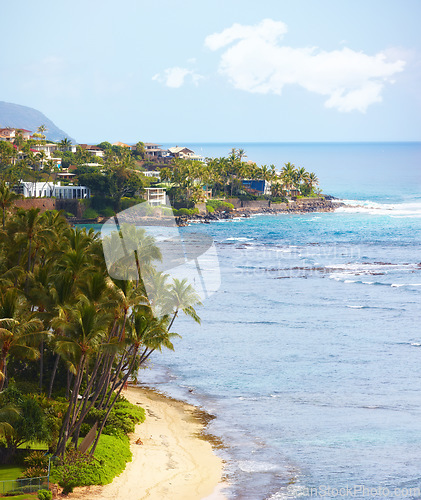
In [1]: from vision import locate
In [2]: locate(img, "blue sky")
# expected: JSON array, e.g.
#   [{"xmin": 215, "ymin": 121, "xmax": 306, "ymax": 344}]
[{"xmin": 1, "ymin": 0, "xmax": 420, "ymax": 143}]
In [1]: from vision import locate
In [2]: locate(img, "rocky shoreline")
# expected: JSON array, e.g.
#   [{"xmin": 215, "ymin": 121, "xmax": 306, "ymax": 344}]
[
  {"xmin": 66, "ymin": 198, "xmax": 344, "ymax": 227},
  {"xmin": 176, "ymin": 198, "xmax": 344, "ymax": 227}
]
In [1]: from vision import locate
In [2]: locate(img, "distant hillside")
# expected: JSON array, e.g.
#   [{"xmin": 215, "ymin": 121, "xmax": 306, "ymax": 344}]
[{"xmin": 0, "ymin": 101, "xmax": 75, "ymax": 143}]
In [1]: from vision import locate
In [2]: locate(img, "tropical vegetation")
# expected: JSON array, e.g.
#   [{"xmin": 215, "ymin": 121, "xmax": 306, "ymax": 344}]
[
  {"xmin": 1, "ymin": 133, "xmax": 321, "ymax": 220},
  {"xmin": 160, "ymin": 148, "xmax": 319, "ymax": 207},
  {"xmin": 0, "ymin": 191, "xmax": 202, "ymax": 492}
]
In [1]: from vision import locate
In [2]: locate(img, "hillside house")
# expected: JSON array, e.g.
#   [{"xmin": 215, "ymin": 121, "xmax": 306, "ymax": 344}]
[
  {"xmin": 144, "ymin": 187, "xmax": 166, "ymax": 206},
  {"xmin": 142, "ymin": 171, "xmax": 161, "ymax": 180},
  {"xmin": 143, "ymin": 143, "xmax": 169, "ymax": 159},
  {"xmin": 0, "ymin": 128, "xmax": 16, "ymax": 141},
  {"xmin": 79, "ymin": 144, "xmax": 105, "ymax": 158},
  {"xmin": 14, "ymin": 181, "xmax": 90, "ymax": 199},
  {"xmin": 242, "ymin": 179, "xmax": 272, "ymax": 196},
  {"xmin": 168, "ymin": 146, "xmax": 205, "ymax": 162}
]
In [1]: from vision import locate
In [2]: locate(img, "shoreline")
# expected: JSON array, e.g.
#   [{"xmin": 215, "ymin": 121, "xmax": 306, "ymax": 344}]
[
  {"xmin": 67, "ymin": 386, "xmax": 227, "ymax": 500},
  {"xmin": 67, "ymin": 197, "xmax": 344, "ymax": 226}
]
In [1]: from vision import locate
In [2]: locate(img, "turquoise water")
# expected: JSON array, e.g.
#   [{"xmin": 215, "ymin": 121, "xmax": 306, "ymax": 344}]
[{"xmin": 88, "ymin": 143, "xmax": 421, "ymax": 499}]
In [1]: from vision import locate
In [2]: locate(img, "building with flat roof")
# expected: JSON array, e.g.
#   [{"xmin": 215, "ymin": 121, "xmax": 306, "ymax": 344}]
[
  {"xmin": 144, "ymin": 187, "xmax": 166, "ymax": 206},
  {"xmin": 14, "ymin": 182, "xmax": 90, "ymax": 199}
]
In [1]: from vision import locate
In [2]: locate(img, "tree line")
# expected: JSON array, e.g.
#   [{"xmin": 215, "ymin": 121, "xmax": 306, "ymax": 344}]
[
  {"xmin": 160, "ymin": 148, "xmax": 319, "ymax": 205},
  {"xmin": 0, "ymin": 182, "xmax": 201, "ymax": 459}
]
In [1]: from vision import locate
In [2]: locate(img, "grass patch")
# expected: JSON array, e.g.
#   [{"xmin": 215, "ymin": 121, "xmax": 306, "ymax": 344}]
[
  {"xmin": 50, "ymin": 433, "xmax": 132, "ymax": 491},
  {"xmin": 0, "ymin": 465, "xmax": 39, "ymax": 498},
  {"xmin": 0, "ymin": 494, "xmax": 36, "ymax": 499},
  {"xmin": 17, "ymin": 443, "xmax": 48, "ymax": 451},
  {"xmin": 0, "ymin": 465, "xmax": 25, "ymax": 482}
]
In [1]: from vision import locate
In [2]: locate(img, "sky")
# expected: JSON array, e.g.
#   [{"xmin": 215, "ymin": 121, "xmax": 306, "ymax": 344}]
[{"xmin": 1, "ymin": 0, "xmax": 420, "ymax": 143}]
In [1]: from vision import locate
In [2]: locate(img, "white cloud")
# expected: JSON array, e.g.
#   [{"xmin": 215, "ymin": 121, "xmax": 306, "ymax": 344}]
[
  {"xmin": 205, "ymin": 19, "xmax": 288, "ymax": 51},
  {"xmin": 205, "ymin": 19, "xmax": 406, "ymax": 113},
  {"xmin": 152, "ymin": 67, "xmax": 204, "ymax": 88}
]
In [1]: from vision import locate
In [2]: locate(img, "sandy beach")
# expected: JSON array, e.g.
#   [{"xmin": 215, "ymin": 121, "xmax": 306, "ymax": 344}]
[{"xmin": 67, "ymin": 386, "xmax": 226, "ymax": 500}]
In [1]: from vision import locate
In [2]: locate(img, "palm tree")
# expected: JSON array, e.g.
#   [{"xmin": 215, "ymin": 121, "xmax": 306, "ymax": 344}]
[
  {"xmin": 280, "ymin": 162, "xmax": 296, "ymax": 195},
  {"xmin": 293, "ymin": 166, "xmax": 308, "ymax": 194},
  {"xmin": 165, "ymin": 278, "xmax": 202, "ymax": 330},
  {"xmin": 0, "ymin": 288, "xmax": 46, "ymax": 391},
  {"xmin": 89, "ymin": 307, "xmax": 176, "ymax": 456},
  {"xmin": 13, "ymin": 208, "xmax": 49, "ymax": 273},
  {"xmin": 270, "ymin": 180, "xmax": 285, "ymax": 198},
  {"xmin": 35, "ymin": 151, "xmax": 47, "ymax": 173},
  {"xmin": 59, "ymin": 138, "xmax": 72, "ymax": 152},
  {"xmin": 0, "ymin": 403, "xmax": 20, "ymax": 440},
  {"xmin": 53, "ymin": 297, "xmax": 112, "ymax": 457},
  {"xmin": 237, "ymin": 148, "xmax": 246, "ymax": 163},
  {"xmin": 37, "ymin": 125, "xmax": 47, "ymax": 140},
  {"xmin": 0, "ymin": 182, "xmax": 21, "ymax": 228},
  {"xmin": 307, "ymin": 172, "xmax": 319, "ymax": 192}
]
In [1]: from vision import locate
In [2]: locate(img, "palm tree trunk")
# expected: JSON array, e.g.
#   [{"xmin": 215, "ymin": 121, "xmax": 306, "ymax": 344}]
[
  {"xmin": 89, "ymin": 354, "xmax": 137, "ymax": 456},
  {"xmin": 39, "ymin": 340, "xmax": 44, "ymax": 393},
  {"xmin": 168, "ymin": 310, "xmax": 178, "ymax": 331},
  {"xmin": 0, "ymin": 355, "xmax": 7, "ymax": 391},
  {"xmin": 48, "ymin": 354, "xmax": 60, "ymax": 398},
  {"xmin": 66, "ymin": 370, "xmax": 72, "ymax": 399}
]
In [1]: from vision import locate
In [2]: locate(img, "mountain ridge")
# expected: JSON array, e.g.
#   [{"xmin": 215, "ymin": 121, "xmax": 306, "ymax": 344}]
[{"xmin": 0, "ymin": 101, "xmax": 75, "ymax": 143}]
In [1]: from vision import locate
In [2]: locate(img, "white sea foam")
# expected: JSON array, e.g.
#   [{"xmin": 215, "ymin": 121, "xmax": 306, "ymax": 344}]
[
  {"xmin": 391, "ymin": 283, "xmax": 421, "ymax": 288},
  {"xmin": 238, "ymin": 460, "xmax": 278, "ymax": 473},
  {"xmin": 335, "ymin": 199, "xmax": 421, "ymax": 217}
]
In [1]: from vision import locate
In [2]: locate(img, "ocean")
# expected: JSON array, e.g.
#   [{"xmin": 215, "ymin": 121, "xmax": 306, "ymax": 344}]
[
  {"xmin": 137, "ymin": 143, "xmax": 421, "ymax": 499},
  {"xmin": 92, "ymin": 143, "xmax": 421, "ymax": 499}
]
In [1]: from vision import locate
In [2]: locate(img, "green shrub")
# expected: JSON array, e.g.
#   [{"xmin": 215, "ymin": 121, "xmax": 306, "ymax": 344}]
[
  {"xmin": 50, "ymin": 449, "xmax": 94, "ymax": 494},
  {"xmin": 20, "ymin": 465, "xmax": 48, "ymax": 478},
  {"xmin": 101, "ymin": 207, "xmax": 115, "ymax": 217},
  {"xmin": 15, "ymin": 380, "xmax": 38, "ymax": 395},
  {"xmin": 220, "ymin": 201, "xmax": 234, "ymax": 211},
  {"xmin": 173, "ymin": 207, "xmax": 199, "ymax": 217},
  {"xmin": 50, "ymin": 434, "xmax": 132, "ymax": 492},
  {"xmin": 120, "ymin": 197, "xmax": 145, "ymax": 211},
  {"xmin": 31, "ymin": 395, "xmax": 67, "ymax": 450},
  {"xmin": 82, "ymin": 208, "xmax": 99, "ymax": 219},
  {"xmin": 176, "ymin": 208, "xmax": 190, "ymax": 216},
  {"xmin": 82, "ymin": 399, "xmax": 145, "ymax": 437},
  {"xmin": 23, "ymin": 451, "xmax": 49, "ymax": 469},
  {"xmin": 89, "ymin": 196, "xmax": 114, "ymax": 211},
  {"xmin": 206, "ymin": 200, "xmax": 234, "ymax": 212},
  {"xmin": 271, "ymin": 196, "xmax": 288, "ymax": 203},
  {"xmin": 38, "ymin": 489, "xmax": 53, "ymax": 500},
  {"xmin": 206, "ymin": 205, "xmax": 215, "ymax": 213}
]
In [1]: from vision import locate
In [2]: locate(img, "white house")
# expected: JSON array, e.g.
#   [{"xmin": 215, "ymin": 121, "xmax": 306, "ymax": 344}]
[
  {"xmin": 0, "ymin": 128, "xmax": 16, "ymax": 141},
  {"xmin": 32, "ymin": 143, "xmax": 60, "ymax": 155},
  {"xmin": 144, "ymin": 187, "xmax": 166, "ymax": 206},
  {"xmin": 80, "ymin": 145, "xmax": 105, "ymax": 158},
  {"xmin": 168, "ymin": 146, "xmax": 204, "ymax": 162},
  {"xmin": 15, "ymin": 182, "xmax": 90, "ymax": 199},
  {"xmin": 143, "ymin": 143, "xmax": 169, "ymax": 158},
  {"xmin": 142, "ymin": 171, "xmax": 160, "ymax": 180}
]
